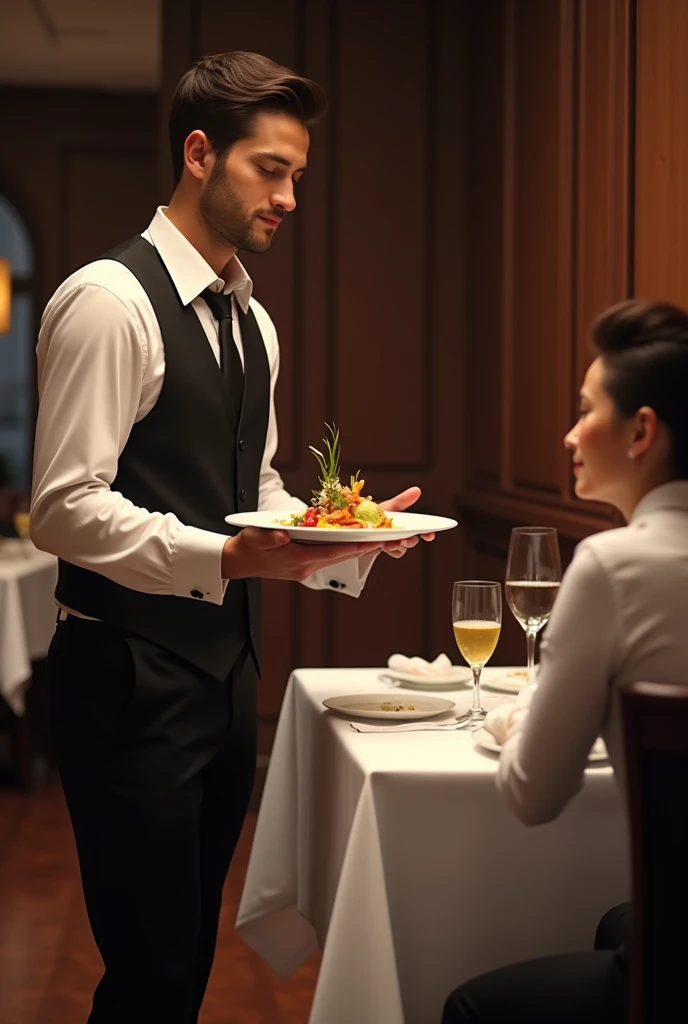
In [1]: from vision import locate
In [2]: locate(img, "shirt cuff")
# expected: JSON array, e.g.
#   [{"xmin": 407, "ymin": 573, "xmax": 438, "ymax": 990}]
[
  {"xmin": 171, "ymin": 525, "xmax": 228, "ymax": 605},
  {"xmin": 300, "ymin": 550, "xmax": 380, "ymax": 597}
]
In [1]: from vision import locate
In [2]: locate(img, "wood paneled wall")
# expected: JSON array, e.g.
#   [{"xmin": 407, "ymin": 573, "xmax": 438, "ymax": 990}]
[
  {"xmin": 159, "ymin": 0, "xmax": 688, "ymax": 758},
  {"xmin": 0, "ymin": 87, "xmax": 159, "ymax": 519},
  {"xmin": 460, "ymin": 0, "xmax": 634, "ymax": 663},
  {"xmin": 0, "ymin": 88, "xmax": 159, "ymax": 308},
  {"xmin": 634, "ymin": 0, "xmax": 688, "ymax": 303}
]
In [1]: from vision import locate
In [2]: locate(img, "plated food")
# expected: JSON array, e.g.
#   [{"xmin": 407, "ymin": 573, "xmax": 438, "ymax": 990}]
[
  {"xmin": 282, "ymin": 424, "xmax": 393, "ymax": 530},
  {"xmin": 225, "ymin": 423, "xmax": 459, "ymax": 543}
]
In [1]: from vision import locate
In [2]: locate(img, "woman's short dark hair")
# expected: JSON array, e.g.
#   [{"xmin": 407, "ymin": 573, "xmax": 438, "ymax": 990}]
[
  {"xmin": 169, "ymin": 51, "xmax": 326, "ymax": 184},
  {"xmin": 592, "ymin": 298, "xmax": 688, "ymax": 477}
]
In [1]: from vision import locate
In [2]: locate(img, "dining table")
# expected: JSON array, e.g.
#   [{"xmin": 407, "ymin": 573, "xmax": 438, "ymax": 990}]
[
  {"xmin": 236, "ymin": 665, "xmax": 630, "ymax": 1024},
  {"xmin": 0, "ymin": 540, "xmax": 58, "ymax": 714}
]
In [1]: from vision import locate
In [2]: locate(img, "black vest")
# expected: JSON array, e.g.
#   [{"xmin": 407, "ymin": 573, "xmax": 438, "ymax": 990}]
[{"xmin": 55, "ymin": 236, "xmax": 270, "ymax": 680}]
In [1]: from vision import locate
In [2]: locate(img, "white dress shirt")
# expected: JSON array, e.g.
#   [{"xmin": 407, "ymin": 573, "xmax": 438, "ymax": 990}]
[
  {"xmin": 30, "ymin": 207, "xmax": 376, "ymax": 606},
  {"xmin": 498, "ymin": 480, "xmax": 688, "ymax": 825}
]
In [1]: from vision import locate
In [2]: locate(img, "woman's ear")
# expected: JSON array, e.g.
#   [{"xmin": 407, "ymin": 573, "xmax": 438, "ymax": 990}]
[{"xmin": 629, "ymin": 406, "xmax": 659, "ymax": 459}]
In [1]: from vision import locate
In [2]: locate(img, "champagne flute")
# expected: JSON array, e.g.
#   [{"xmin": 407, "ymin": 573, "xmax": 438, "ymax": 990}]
[
  {"xmin": 505, "ymin": 527, "xmax": 561, "ymax": 687},
  {"xmin": 452, "ymin": 581, "xmax": 502, "ymax": 727}
]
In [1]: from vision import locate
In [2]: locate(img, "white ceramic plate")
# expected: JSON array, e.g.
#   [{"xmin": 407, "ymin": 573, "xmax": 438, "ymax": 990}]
[
  {"xmin": 225, "ymin": 510, "xmax": 458, "ymax": 544},
  {"xmin": 322, "ymin": 693, "xmax": 455, "ymax": 720},
  {"xmin": 378, "ymin": 668, "xmax": 471, "ymax": 691},
  {"xmin": 482, "ymin": 669, "xmax": 530, "ymax": 694},
  {"xmin": 472, "ymin": 727, "xmax": 609, "ymax": 762},
  {"xmin": 471, "ymin": 727, "xmax": 502, "ymax": 753}
]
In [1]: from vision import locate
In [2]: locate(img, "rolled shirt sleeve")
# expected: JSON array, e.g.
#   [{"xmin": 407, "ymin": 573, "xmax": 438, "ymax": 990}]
[{"xmin": 31, "ymin": 278, "xmax": 230, "ymax": 604}]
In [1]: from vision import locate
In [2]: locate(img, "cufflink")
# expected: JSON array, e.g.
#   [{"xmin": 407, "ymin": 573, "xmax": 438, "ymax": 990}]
[
  {"xmin": 191, "ymin": 589, "xmax": 204, "ymax": 599},
  {"xmin": 329, "ymin": 580, "xmax": 340, "ymax": 588}
]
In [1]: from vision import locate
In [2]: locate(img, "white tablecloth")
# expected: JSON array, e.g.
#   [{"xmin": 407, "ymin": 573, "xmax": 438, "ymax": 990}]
[
  {"xmin": 237, "ymin": 667, "xmax": 630, "ymax": 1024},
  {"xmin": 0, "ymin": 543, "xmax": 58, "ymax": 714}
]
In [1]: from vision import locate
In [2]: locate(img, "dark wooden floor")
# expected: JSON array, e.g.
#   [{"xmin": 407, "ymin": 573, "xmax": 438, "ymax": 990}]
[{"xmin": 0, "ymin": 780, "xmax": 320, "ymax": 1023}]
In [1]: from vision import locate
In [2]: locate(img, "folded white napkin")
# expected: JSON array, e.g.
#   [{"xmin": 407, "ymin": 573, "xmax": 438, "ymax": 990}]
[
  {"xmin": 387, "ymin": 653, "xmax": 454, "ymax": 676},
  {"xmin": 483, "ymin": 687, "xmax": 535, "ymax": 745},
  {"xmin": 350, "ymin": 719, "xmax": 462, "ymax": 733},
  {"xmin": 482, "ymin": 692, "xmax": 609, "ymax": 760}
]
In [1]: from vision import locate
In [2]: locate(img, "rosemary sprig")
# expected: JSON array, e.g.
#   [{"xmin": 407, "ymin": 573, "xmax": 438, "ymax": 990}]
[{"xmin": 309, "ymin": 423, "xmax": 347, "ymax": 507}]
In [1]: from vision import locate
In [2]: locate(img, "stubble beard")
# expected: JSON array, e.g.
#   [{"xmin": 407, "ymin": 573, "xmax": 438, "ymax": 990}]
[{"xmin": 199, "ymin": 162, "xmax": 273, "ymax": 254}]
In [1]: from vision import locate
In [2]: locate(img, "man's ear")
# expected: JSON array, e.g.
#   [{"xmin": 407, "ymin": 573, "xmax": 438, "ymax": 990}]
[{"xmin": 184, "ymin": 130, "xmax": 213, "ymax": 182}]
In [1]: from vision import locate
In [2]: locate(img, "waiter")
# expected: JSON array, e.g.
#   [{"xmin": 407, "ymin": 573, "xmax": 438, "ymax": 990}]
[{"xmin": 30, "ymin": 50, "xmax": 430, "ymax": 1024}]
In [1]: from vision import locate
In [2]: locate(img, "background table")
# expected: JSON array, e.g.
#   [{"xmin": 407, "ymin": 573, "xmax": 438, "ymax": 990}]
[
  {"xmin": 0, "ymin": 543, "xmax": 58, "ymax": 714},
  {"xmin": 237, "ymin": 667, "xmax": 630, "ymax": 1024}
]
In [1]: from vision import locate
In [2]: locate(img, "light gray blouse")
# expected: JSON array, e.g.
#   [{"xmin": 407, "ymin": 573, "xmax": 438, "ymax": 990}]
[{"xmin": 498, "ymin": 480, "xmax": 688, "ymax": 825}]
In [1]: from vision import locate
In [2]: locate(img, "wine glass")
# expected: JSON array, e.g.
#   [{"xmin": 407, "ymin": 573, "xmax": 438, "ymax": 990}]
[
  {"xmin": 451, "ymin": 581, "xmax": 502, "ymax": 727},
  {"xmin": 505, "ymin": 527, "xmax": 562, "ymax": 687}
]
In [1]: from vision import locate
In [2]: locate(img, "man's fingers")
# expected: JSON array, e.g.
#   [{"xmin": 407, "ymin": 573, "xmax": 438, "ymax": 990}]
[
  {"xmin": 379, "ymin": 486, "xmax": 421, "ymax": 513},
  {"xmin": 380, "ymin": 536, "xmax": 419, "ymax": 558},
  {"xmin": 245, "ymin": 527, "xmax": 291, "ymax": 549},
  {"xmin": 304, "ymin": 534, "xmax": 425, "ymax": 568},
  {"xmin": 324, "ymin": 543, "xmax": 384, "ymax": 564},
  {"xmin": 384, "ymin": 536, "xmax": 418, "ymax": 552},
  {"xmin": 306, "ymin": 542, "xmax": 383, "ymax": 570}
]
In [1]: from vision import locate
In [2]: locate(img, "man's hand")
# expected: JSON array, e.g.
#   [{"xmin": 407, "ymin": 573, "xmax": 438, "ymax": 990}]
[
  {"xmin": 222, "ymin": 527, "xmax": 384, "ymax": 582},
  {"xmin": 378, "ymin": 486, "xmax": 435, "ymax": 559},
  {"xmin": 222, "ymin": 486, "xmax": 435, "ymax": 579}
]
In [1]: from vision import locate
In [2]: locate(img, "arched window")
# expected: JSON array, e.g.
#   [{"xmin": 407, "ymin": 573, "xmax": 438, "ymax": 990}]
[{"xmin": 0, "ymin": 195, "xmax": 34, "ymax": 491}]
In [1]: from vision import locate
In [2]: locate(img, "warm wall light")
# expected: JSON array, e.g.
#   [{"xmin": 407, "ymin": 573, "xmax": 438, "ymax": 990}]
[{"xmin": 0, "ymin": 259, "xmax": 11, "ymax": 334}]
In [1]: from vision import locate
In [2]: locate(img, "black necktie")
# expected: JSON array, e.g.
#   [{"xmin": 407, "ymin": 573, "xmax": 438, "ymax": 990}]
[{"xmin": 202, "ymin": 288, "xmax": 244, "ymax": 416}]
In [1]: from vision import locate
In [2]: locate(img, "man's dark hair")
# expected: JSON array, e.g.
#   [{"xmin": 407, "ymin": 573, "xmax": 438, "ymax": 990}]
[
  {"xmin": 169, "ymin": 51, "xmax": 326, "ymax": 184},
  {"xmin": 592, "ymin": 298, "xmax": 688, "ymax": 476}
]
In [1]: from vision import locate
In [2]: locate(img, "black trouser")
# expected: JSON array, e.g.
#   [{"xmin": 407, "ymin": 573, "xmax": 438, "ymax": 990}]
[
  {"xmin": 441, "ymin": 904, "xmax": 631, "ymax": 1024},
  {"xmin": 47, "ymin": 615, "xmax": 257, "ymax": 1024}
]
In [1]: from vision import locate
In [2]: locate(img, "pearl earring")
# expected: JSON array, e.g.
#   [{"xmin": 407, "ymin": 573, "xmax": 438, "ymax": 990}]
[{"xmin": 628, "ymin": 448, "xmax": 635, "ymax": 459}]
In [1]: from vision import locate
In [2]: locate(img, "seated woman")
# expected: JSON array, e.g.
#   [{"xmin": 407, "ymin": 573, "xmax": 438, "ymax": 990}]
[{"xmin": 443, "ymin": 298, "xmax": 688, "ymax": 1024}]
